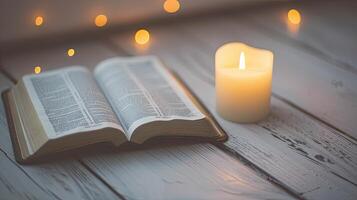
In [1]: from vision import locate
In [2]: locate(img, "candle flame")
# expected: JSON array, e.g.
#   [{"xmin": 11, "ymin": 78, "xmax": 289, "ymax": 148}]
[{"xmin": 239, "ymin": 52, "xmax": 246, "ymax": 70}]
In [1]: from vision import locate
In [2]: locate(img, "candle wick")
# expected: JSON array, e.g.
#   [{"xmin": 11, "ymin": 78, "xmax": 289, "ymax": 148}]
[{"xmin": 239, "ymin": 52, "xmax": 246, "ymax": 70}]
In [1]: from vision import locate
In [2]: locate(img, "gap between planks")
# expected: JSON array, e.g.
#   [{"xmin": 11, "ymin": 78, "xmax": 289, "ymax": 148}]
[
  {"xmin": 248, "ymin": 1, "xmax": 357, "ymax": 74},
  {"xmin": 178, "ymin": 13, "xmax": 357, "ymax": 141},
  {"xmin": 0, "ymin": 65, "xmax": 125, "ymax": 200},
  {"xmin": 229, "ymin": 6, "xmax": 357, "ymax": 141},
  {"xmin": 103, "ymin": 39, "xmax": 303, "ymax": 200},
  {"xmin": 0, "ymin": 43, "xmax": 294, "ymax": 200},
  {"xmin": 107, "ymin": 21, "xmax": 357, "ymax": 199}
]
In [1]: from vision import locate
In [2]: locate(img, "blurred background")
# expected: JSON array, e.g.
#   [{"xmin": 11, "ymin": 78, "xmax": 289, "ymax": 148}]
[{"xmin": 0, "ymin": 0, "xmax": 283, "ymax": 53}]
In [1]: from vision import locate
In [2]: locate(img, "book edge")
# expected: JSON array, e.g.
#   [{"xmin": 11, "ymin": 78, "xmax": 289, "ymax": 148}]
[
  {"xmin": 2, "ymin": 89, "xmax": 34, "ymax": 164},
  {"xmin": 165, "ymin": 66, "xmax": 228, "ymax": 143}
]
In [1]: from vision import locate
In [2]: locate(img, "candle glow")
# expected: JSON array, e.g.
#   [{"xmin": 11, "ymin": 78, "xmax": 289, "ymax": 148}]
[
  {"xmin": 216, "ymin": 43, "xmax": 274, "ymax": 123},
  {"xmin": 239, "ymin": 52, "xmax": 245, "ymax": 70}
]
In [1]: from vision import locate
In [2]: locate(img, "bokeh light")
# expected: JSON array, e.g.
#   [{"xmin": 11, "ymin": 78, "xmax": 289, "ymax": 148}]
[
  {"xmin": 35, "ymin": 16, "xmax": 44, "ymax": 27},
  {"xmin": 67, "ymin": 48, "xmax": 75, "ymax": 57},
  {"xmin": 34, "ymin": 66, "xmax": 42, "ymax": 74},
  {"xmin": 135, "ymin": 29, "xmax": 150, "ymax": 45},
  {"xmin": 95, "ymin": 14, "xmax": 108, "ymax": 27},
  {"xmin": 163, "ymin": 0, "xmax": 180, "ymax": 13},
  {"xmin": 288, "ymin": 9, "xmax": 301, "ymax": 25}
]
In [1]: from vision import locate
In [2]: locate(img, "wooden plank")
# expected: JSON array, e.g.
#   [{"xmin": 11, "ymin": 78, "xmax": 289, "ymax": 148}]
[
  {"xmin": 110, "ymin": 22, "xmax": 357, "ymax": 199},
  {"xmin": 246, "ymin": 1, "xmax": 357, "ymax": 73},
  {"xmin": 1, "ymin": 41, "xmax": 294, "ymax": 199},
  {"xmin": 0, "ymin": 152, "xmax": 55, "ymax": 200},
  {"xmin": 224, "ymin": 6, "xmax": 357, "ymax": 139},
  {"xmin": 0, "ymin": 73, "xmax": 14, "ymax": 151},
  {"xmin": 0, "ymin": 74, "xmax": 54, "ymax": 197},
  {"xmin": 1, "ymin": 41, "xmax": 117, "ymax": 79},
  {"xmin": 181, "ymin": 13, "xmax": 357, "ymax": 140},
  {"xmin": 82, "ymin": 143, "xmax": 292, "ymax": 200},
  {"xmin": 0, "ymin": 72, "xmax": 121, "ymax": 199}
]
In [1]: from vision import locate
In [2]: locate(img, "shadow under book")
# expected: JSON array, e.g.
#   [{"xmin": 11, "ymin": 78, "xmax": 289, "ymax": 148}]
[{"xmin": 3, "ymin": 56, "xmax": 226, "ymax": 163}]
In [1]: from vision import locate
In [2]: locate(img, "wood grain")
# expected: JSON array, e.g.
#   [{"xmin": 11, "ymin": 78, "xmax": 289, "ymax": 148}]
[
  {"xmin": 82, "ymin": 143, "xmax": 292, "ymax": 200},
  {"xmin": 0, "ymin": 74, "xmax": 54, "ymax": 200},
  {"xmin": 246, "ymin": 1, "xmax": 357, "ymax": 73},
  {"xmin": 178, "ymin": 12, "xmax": 357, "ymax": 140},
  {"xmin": 0, "ymin": 41, "xmax": 294, "ymax": 199},
  {"xmin": 1, "ymin": 41, "xmax": 117, "ymax": 80},
  {"xmin": 0, "ymin": 73, "xmax": 121, "ymax": 200},
  {"xmin": 0, "ymin": 152, "xmax": 56, "ymax": 200},
  {"xmin": 109, "ymin": 19, "xmax": 357, "ymax": 199},
  {"xmin": 226, "ymin": 8, "xmax": 357, "ymax": 140}
]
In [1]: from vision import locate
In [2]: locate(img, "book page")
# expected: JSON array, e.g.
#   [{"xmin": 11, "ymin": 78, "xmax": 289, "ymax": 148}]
[
  {"xmin": 22, "ymin": 66, "xmax": 123, "ymax": 138},
  {"xmin": 94, "ymin": 56, "xmax": 205, "ymax": 138}
]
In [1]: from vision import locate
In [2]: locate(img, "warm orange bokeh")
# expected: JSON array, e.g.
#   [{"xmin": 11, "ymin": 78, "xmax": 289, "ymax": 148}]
[
  {"xmin": 95, "ymin": 14, "xmax": 108, "ymax": 27},
  {"xmin": 163, "ymin": 0, "xmax": 180, "ymax": 13},
  {"xmin": 135, "ymin": 29, "xmax": 150, "ymax": 45},
  {"xmin": 67, "ymin": 48, "xmax": 75, "ymax": 57},
  {"xmin": 286, "ymin": 9, "xmax": 301, "ymax": 34},
  {"xmin": 34, "ymin": 66, "xmax": 42, "ymax": 74},
  {"xmin": 288, "ymin": 9, "xmax": 301, "ymax": 25},
  {"xmin": 35, "ymin": 16, "xmax": 44, "ymax": 27}
]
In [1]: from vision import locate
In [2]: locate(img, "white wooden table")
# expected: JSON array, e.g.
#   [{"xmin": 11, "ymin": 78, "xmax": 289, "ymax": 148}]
[{"xmin": 1, "ymin": 1, "xmax": 356, "ymax": 199}]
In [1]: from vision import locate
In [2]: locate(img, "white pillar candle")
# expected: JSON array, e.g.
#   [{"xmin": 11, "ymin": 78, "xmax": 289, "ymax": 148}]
[{"xmin": 215, "ymin": 43, "xmax": 274, "ymax": 123}]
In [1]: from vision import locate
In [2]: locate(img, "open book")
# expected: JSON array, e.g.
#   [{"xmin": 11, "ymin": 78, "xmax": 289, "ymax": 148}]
[{"xmin": 3, "ymin": 56, "xmax": 226, "ymax": 163}]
